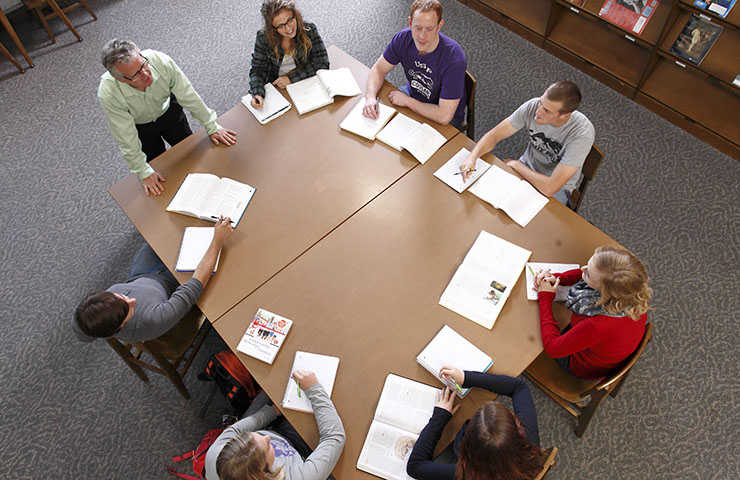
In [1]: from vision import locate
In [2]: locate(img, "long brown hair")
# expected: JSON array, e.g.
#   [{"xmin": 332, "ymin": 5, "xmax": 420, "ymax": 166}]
[
  {"xmin": 216, "ymin": 432, "xmax": 284, "ymax": 480},
  {"xmin": 592, "ymin": 245, "xmax": 652, "ymax": 320},
  {"xmin": 260, "ymin": 0, "xmax": 312, "ymax": 62},
  {"xmin": 456, "ymin": 402, "xmax": 545, "ymax": 480}
]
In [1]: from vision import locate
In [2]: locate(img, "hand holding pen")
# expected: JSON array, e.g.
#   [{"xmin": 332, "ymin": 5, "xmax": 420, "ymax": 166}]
[
  {"xmin": 439, "ymin": 366, "xmax": 465, "ymax": 394},
  {"xmin": 291, "ymin": 370, "xmax": 319, "ymax": 398}
]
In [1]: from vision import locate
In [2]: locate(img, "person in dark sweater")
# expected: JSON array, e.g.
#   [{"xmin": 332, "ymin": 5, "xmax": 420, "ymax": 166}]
[{"xmin": 407, "ymin": 367, "xmax": 545, "ymax": 480}]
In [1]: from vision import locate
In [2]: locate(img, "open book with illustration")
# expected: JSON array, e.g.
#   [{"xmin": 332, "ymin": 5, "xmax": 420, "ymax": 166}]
[
  {"xmin": 166, "ymin": 173, "xmax": 255, "ymax": 227},
  {"xmin": 286, "ymin": 67, "xmax": 361, "ymax": 115},
  {"xmin": 525, "ymin": 262, "xmax": 580, "ymax": 301},
  {"xmin": 440, "ymin": 231, "xmax": 532, "ymax": 329},
  {"xmin": 281, "ymin": 351, "xmax": 340, "ymax": 413},
  {"xmin": 416, "ymin": 325, "xmax": 493, "ymax": 398},
  {"xmin": 339, "ymin": 98, "xmax": 396, "ymax": 141},
  {"xmin": 236, "ymin": 308, "xmax": 293, "ymax": 364},
  {"xmin": 241, "ymin": 82, "xmax": 291, "ymax": 125},
  {"xmin": 357, "ymin": 374, "xmax": 439, "ymax": 480},
  {"xmin": 433, "ymin": 148, "xmax": 491, "ymax": 194},
  {"xmin": 469, "ymin": 165, "xmax": 548, "ymax": 228},
  {"xmin": 375, "ymin": 112, "xmax": 446, "ymax": 164}
]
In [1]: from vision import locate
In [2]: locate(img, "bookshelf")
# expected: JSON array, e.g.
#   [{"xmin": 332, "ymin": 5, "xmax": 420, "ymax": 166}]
[{"xmin": 458, "ymin": 0, "xmax": 740, "ymax": 160}]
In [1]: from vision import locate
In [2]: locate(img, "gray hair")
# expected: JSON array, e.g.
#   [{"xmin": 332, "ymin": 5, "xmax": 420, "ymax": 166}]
[{"xmin": 101, "ymin": 39, "xmax": 140, "ymax": 78}]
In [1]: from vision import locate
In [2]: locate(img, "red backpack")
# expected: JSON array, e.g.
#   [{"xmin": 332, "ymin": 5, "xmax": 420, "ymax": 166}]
[{"xmin": 167, "ymin": 427, "xmax": 224, "ymax": 480}]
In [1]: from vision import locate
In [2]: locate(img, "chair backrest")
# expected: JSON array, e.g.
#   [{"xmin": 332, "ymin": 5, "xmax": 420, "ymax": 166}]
[
  {"xmin": 533, "ymin": 446, "xmax": 558, "ymax": 480},
  {"xmin": 461, "ymin": 70, "xmax": 477, "ymax": 139},
  {"xmin": 569, "ymin": 144, "xmax": 604, "ymax": 213},
  {"xmin": 593, "ymin": 322, "xmax": 653, "ymax": 393}
]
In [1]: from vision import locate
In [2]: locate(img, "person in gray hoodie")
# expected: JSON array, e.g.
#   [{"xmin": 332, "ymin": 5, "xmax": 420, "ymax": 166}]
[{"xmin": 205, "ymin": 369, "xmax": 345, "ymax": 480}]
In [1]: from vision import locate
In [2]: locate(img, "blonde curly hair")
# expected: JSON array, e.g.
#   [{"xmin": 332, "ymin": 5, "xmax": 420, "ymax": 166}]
[{"xmin": 592, "ymin": 245, "xmax": 652, "ymax": 320}]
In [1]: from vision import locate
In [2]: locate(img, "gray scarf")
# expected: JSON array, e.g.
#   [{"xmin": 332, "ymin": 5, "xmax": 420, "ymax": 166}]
[{"xmin": 565, "ymin": 280, "xmax": 626, "ymax": 317}]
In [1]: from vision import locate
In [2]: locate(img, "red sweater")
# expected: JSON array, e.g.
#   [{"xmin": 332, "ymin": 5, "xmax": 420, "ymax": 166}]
[{"xmin": 537, "ymin": 269, "xmax": 646, "ymax": 379}]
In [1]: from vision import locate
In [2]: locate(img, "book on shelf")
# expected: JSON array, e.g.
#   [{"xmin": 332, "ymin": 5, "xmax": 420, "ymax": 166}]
[
  {"xmin": 468, "ymin": 165, "xmax": 549, "ymax": 228},
  {"xmin": 669, "ymin": 14, "xmax": 724, "ymax": 66},
  {"xmin": 339, "ymin": 98, "xmax": 396, "ymax": 141},
  {"xmin": 598, "ymin": 0, "xmax": 660, "ymax": 35},
  {"xmin": 376, "ymin": 112, "xmax": 447, "ymax": 164},
  {"xmin": 439, "ymin": 231, "xmax": 532, "ymax": 330},
  {"xmin": 356, "ymin": 374, "xmax": 439, "ymax": 480},
  {"xmin": 524, "ymin": 262, "xmax": 580, "ymax": 301},
  {"xmin": 236, "ymin": 308, "xmax": 293, "ymax": 364},
  {"xmin": 241, "ymin": 83, "xmax": 292, "ymax": 125},
  {"xmin": 166, "ymin": 173, "xmax": 256, "ymax": 227},
  {"xmin": 693, "ymin": 0, "xmax": 736, "ymax": 18},
  {"xmin": 285, "ymin": 67, "xmax": 362, "ymax": 115},
  {"xmin": 175, "ymin": 226, "xmax": 221, "ymax": 273},
  {"xmin": 432, "ymin": 148, "xmax": 491, "ymax": 194},
  {"xmin": 416, "ymin": 325, "xmax": 493, "ymax": 398},
  {"xmin": 281, "ymin": 351, "xmax": 340, "ymax": 413}
]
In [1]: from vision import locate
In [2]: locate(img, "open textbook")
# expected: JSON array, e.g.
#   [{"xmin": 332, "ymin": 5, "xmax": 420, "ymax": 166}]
[
  {"xmin": 525, "ymin": 262, "xmax": 580, "ymax": 301},
  {"xmin": 339, "ymin": 98, "xmax": 396, "ymax": 140},
  {"xmin": 286, "ymin": 67, "xmax": 361, "ymax": 115},
  {"xmin": 433, "ymin": 148, "xmax": 491, "ymax": 193},
  {"xmin": 236, "ymin": 308, "xmax": 293, "ymax": 364},
  {"xmin": 166, "ymin": 173, "xmax": 255, "ymax": 227},
  {"xmin": 175, "ymin": 227, "xmax": 220, "ymax": 273},
  {"xmin": 440, "ymin": 231, "xmax": 532, "ymax": 329},
  {"xmin": 416, "ymin": 325, "xmax": 493, "ymax": 398},
  {"xmin": 376, "ymin": 112, "xmax": 446, "ymax": 164},
  {"xmin": 469, "ymin": 165, "xmax": 548, "ymax": 228},
  {"xmin": 357, "ymin": 374, "xmax": 439, "ymax": 480},
  {"xmin": 281, "ymin": 351, "xmax": 339, "ymax": 413},
  {"xmin": 241, "ymin": 83, "xmax": 291, "ymax": 125}
]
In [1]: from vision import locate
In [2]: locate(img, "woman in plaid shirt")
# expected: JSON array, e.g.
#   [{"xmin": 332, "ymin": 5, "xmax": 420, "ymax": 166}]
[{"xmin": 249, "ymin": 0, "xmax": 329, "ymax": 109}]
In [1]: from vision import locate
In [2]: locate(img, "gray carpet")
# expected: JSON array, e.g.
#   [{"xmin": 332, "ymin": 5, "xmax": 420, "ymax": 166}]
[{"xmin": 0, "ymin": 0, "xmax": 738, "ymax": 478}]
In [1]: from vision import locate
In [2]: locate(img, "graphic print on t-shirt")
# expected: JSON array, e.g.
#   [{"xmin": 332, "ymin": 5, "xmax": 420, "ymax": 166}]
[
  {"xmin": 528, "ymin": 130, "xmax": 563, "ymax": 165},
  {"xmin": 408, "ymin": 60, "xmax": 433, "ymax": 100}
]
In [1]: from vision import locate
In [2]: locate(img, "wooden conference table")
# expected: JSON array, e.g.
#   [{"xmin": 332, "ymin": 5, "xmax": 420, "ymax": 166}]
[
  {"xmin": 108, "ymin": 45, "xmax": 458, "ymax": 321},
  {"xmin": 109, "ymin": 46, "xmax": 619, "ymax": 479}
]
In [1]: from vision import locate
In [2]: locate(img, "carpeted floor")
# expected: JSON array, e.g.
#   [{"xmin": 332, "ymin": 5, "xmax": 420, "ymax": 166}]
[{"xmin": 0, "ymin": 0, "xmax": 738, "ymax": 478}]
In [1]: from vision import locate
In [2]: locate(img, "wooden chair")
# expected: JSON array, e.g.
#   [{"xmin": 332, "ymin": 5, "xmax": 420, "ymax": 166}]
[
  {"xmin": 1, "ymin": 40, "xmax": 25, "ymax": 72},
  {"xmin": 459, "ymin": 70, "xmax": 477, "ymax": 139},
  {"xmin": 23, "ymin": 0, "xmax": 96, "ymax": 44},
  {"xmin": 0, "ymin": 7, "xmax": 34, "ymax": 69},
  {"xmin": 524, "ymin": 323, "xmax": 653, "ymax": 437},
  {"xmin": 533, "ymin": 446, "xmax": 559, "ymax": 480},
  {"xmin": 568, "ymin": 144, "xmax": 604, "ymax": 213},
  {"xmin": 106, "ymin": 306, "xmax": 210, "ymax": 399}
]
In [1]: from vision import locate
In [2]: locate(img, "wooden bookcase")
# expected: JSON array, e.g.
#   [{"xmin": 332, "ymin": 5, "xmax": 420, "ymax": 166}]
[{"xmin": 459, "ymin": 0, "xmax": 740, "ymax": 160}]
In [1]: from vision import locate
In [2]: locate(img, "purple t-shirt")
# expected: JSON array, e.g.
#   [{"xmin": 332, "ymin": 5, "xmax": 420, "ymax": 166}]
[{"xmin": 383, "ymin": 29, "xmax": 467, "ymax": 125}]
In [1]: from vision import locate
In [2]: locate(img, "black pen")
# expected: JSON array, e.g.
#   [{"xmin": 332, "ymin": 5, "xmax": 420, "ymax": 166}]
[
  {"xmin": 454, "ymin": 169, "xmax": 476, "ymax": 175},
  {"xmin": 210, "ymin": 215, "xmax": 236, "ymax": 226},
  {"xmin": 375, "ymin": 96, "xmax": 380, "ymax": 114}
]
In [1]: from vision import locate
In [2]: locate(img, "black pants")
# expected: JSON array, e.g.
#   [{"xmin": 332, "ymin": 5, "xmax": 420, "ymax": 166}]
[{"xmin": 135, "ymin": 96, "xmax": 192, "ymax": 162}]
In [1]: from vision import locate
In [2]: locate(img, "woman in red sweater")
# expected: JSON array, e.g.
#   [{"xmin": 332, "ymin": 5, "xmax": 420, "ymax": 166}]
[{"xmin": 534, "ymin": 245, "xmax": 651, "ymax": 379}]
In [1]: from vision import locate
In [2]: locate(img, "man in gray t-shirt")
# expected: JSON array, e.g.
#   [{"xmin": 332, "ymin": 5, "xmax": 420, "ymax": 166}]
[{"xmin": 460, "ymin": 81, "xmax": 594, "ymax": 205}]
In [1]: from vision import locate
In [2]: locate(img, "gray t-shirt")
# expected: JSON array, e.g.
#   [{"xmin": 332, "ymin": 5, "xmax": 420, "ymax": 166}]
[
  {"xmin": 509, "ymin": 97, "xmax": 595, "ymax": 192},
  {"xmin": 205, "ymin": 384, "xmax": 345, "ymax": 480},
  {"xmin": 72, "ymin": 276, "xmax": 203, "ymax": 343}
]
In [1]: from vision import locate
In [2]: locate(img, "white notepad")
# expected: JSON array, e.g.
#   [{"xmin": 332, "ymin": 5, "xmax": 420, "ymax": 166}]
[
  {"xmin": 281, "ymin": 351, "xmax": 339, "ymax": 413},
  {"xmin": 433, "ymin": 148, "xmax": 491, "ymax": 193},
  {"xmin": 525, "ymin": 262, "xmax": 580, "ymax": 301},
  {"xmin": 339, "ymin": 98, "xmax": 396, "ymax": 140},
  {"xmin": 241, "ymin": 83, "xmax": 292, "ymax": 125},
  {"xmin": 469, "ymin": 165, "xmax": 549, "ymax": 227},
  {"xmin": 416, "ymin": 325, "xmax": 493, "ymax": 398},
  {"xmin": 175, "ymin": 227, "xmax": 220, "ymax": 273}
]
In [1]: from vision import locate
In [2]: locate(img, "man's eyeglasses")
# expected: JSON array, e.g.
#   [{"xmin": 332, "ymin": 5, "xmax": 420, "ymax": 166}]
[
  {"xmin": 273, "ymin": 15, "xmax": 295, "ymax": 31},
  {"xmin": 122, "ymin": 57, "xmax": 149, "ymax": 81}
]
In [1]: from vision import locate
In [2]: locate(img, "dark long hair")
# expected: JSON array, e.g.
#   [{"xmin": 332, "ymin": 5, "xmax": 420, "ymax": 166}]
[
  {"xmin": 456, "ymin": 402, "xmax": 545, "ymax": 480},
  {"xmin": 260, "ymin": 0, "xmax": 312, "ymax": 63}
]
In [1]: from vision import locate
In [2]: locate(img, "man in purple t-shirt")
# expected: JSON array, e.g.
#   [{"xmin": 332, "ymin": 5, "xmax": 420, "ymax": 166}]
[{"xmin": 362, "ymin": 0, "xmax": 467, "ymax": 127}]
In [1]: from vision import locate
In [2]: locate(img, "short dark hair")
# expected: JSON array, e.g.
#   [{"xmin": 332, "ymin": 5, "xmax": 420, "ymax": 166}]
[
  {"xmin": 410, "ymin": 0, "xmax": 443, "ymax": 23},
  {"xmin": 544, "ymin": 81, "xmax": 582, "ymax": 114},
  {"xmin": 75, "ymin": 292, "xmax": 129, "ymax": 338}
]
